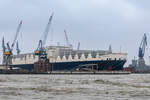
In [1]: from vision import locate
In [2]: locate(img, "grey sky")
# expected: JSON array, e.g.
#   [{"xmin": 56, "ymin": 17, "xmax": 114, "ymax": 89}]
[{"xmin": 0, "ymin": 0, "xmax": 150, "ymax": 65}]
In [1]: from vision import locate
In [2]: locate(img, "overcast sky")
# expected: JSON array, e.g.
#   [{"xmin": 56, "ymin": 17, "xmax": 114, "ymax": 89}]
[{"xmin": 0, "ymin": 0, "xmax": 150, "ymax": 65}]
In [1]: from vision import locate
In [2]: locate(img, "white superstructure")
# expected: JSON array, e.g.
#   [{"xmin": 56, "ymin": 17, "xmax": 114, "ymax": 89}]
[{"xmin": 12, "ymin": 46, "xmax": 127, "ymax": 65}]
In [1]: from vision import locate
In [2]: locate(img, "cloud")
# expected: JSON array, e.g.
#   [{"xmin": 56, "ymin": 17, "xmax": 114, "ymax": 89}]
[{"xmin": 0, "ymin": 0, "xmax": 150, "ymax": 64}]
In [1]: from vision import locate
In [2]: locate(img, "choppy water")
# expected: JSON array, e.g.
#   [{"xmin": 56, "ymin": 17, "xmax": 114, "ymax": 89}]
[{"xmin": 0, "ymin": 74, "xmax": 150, "ymax": 100}]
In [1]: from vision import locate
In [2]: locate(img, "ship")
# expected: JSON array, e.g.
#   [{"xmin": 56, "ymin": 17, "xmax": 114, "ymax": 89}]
[{"xmin": 11, "ymin": 45, "xmax": 127, "ymax": 72}]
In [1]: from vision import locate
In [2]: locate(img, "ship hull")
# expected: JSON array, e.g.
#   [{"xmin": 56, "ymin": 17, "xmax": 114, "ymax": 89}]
[{"xmin": 12, "ymin": 60, "xmax": 126, "ymax": 71}]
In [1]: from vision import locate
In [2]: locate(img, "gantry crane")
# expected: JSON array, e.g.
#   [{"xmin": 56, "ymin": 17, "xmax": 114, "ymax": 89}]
[
  {"xmin": 130, "ymin": 33, "xmax": 149, "ymax": 72},
  {"xmin": 34, "ymin": 13, "xmax": 53, "ymax": 61},
  {"xmin": 136, "ymin": 33, "xmax": 149, "ymax": 72},
  {"xmin": 2, "ymin": 20, "xmax": 22, "ymax": 68}
]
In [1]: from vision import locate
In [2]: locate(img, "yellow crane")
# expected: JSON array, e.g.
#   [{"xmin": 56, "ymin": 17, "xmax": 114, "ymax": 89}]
[{"xmin": 2, "ymin": 20, "xmax": 22, "ymax": 67}]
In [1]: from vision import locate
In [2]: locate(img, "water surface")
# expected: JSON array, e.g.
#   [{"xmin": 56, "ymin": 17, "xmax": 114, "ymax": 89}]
[{"xmin": 0, "ymin": 74, "xmax": 149, "ymax": 100}]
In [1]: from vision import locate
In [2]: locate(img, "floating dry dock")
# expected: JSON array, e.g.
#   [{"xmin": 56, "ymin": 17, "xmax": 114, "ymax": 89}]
[{"xmin": 0, "ymin": 69, "xmax": 131, "ymax": 74}]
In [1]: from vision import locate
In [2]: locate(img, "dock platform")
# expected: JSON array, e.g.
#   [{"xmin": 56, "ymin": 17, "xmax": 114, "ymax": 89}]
[{"xmin": 0, "ymin": 70, "xmax": 131, "ymax": 75}]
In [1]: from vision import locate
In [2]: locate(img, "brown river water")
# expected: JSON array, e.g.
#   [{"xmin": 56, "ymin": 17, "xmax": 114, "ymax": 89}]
[{"xmin": 0, "ymin": 74, "xmax": 150, "ymax": 100}]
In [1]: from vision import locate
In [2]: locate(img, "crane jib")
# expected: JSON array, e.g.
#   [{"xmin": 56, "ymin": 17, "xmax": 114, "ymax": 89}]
[
  {"xmin": 41, "ymin": 13, "xmax": 54, "ymax": 47},
  {"xmin": 138, "ymin": 33, "xmax": 147, "ymax": 58},
  {"xmin": 11, "ymin": 20, "xmax": 22, "ymax": 51}
]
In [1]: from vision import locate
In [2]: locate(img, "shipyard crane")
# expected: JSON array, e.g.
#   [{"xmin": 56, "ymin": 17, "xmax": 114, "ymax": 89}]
[
  {"xmin": 77, "ymin": 42, "xmax": 80, "ymax": 50},
  {"xmin": 2, "ymin": 37, "xmax": 6, "ymax": 53},
  {"xmin": 34, "ymin": 13, "xmax": 54, "ymax": 60},
  {"xmin": 109, "ymin": 45, "xmax": 112, "ymax": 52},
  {"xmin": 138, "ymin": 33, "xmax": 147, "ymax": 59},
  {"xmin": 2, "ymin": 20, "xmax": 22, "ymax": 67},
  {"xmin": 64, "ymin": 30, "xmax": 72, "ymax": 48},
  {"xmin": 16, "ymin": 41, "xmax": 21, "ymax": 55},
  {"xmin": 64, "ymin": 30, "xmax": 69, "ymax": 47},
  {"xmin": 2, "ymin": 37, "xmax": 6, "ymax": 64}
]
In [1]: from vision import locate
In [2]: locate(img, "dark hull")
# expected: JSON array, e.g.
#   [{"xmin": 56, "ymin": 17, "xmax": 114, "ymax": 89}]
[{"xmin": 12, "ymin": 60, "xmax": 126, "ymax": 71}]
